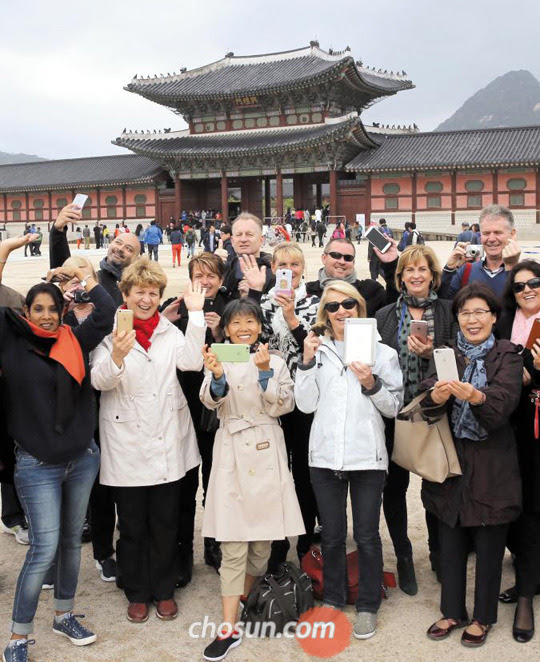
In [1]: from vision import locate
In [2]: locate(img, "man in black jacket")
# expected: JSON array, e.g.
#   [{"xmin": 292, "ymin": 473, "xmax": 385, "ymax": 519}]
[
  {"xmin": 220, "ymin": 224, "xmax": 236, "ymax": 265},
  {"xmin": 50, "ymin": 204, "xmax": 140, "ymax": 305},
  {"xmin": 306, "ymin": 238, "xmax": 396, "ymax": 317}
]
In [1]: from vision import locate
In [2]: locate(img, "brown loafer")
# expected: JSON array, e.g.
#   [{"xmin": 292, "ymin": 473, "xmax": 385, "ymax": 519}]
[
  {"xmin": 156, "ymin": 598, "xmax": 178, "ymax": 621},
  {"xmin": 427, "ymin": 618, "xmax": 467, "ymax": 640},
  {"xmin": 127, "ymin": 602, "xmax": 150, "ymax": 623},
  {"xmin": 461, "ymin": 621, "xmax": 492, "ymax": 647}
]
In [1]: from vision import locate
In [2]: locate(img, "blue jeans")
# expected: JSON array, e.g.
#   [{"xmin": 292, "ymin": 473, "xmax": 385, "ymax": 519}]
[
  {"xmin": 146, "ymin": 244, "xmax": 159, "ymax": 260},
  {"xmin": 310, "ymin": 467, "xmax": 385, "ymax": 612},
  {"xmin": 11, "ymin": 442, "xmax": 100, "ymax": 634}
]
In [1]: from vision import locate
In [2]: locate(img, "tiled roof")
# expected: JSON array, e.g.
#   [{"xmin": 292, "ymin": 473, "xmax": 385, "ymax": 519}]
[
  {"xmin": 115, "ymin": 116, "xmax": 379, "ymax": 158},
  {"xmin": 126, "ymin": 44, "xmax": 412, "ymax": 103},
  {"xmin": 346, "ymin": 125, "xmax": 540, "ymax": 172},
  {"xmin": 0, "ymin": 154, "xmax": 164, "ymax": 193}
]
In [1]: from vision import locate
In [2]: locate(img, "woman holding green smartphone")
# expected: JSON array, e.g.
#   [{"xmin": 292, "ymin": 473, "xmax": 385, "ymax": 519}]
[{"xmin": 199, "ymin": 298, "xmax": 304, "ymax": 662}]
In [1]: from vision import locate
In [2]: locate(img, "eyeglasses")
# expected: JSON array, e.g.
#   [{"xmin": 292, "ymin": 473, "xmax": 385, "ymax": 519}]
[
  {"xmin": 511, "ymin": 277, "xmax": 540, "ymax": 294},
  {"xmin": 326, "ymin": 251, "xmax": 355, "ymax": 263},
  {"xmin": 457, "ymin": 309, "xmax": 492, "ymax": 321},
  {"xmin": 324, "ymin": 298, "xmax": 358, "ymax": 313}
]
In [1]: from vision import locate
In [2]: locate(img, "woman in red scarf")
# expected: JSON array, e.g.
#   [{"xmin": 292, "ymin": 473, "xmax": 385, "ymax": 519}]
[
  {"xmin": 1, "ymin": 268, "xmax": 116, "ymax": 662},
  {"xmin": 91, "ymin": 258, "xmax": 206, "ymax": 624}
]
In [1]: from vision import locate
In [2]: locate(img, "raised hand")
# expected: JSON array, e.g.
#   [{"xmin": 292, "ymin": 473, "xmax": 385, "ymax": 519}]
[
  {"xmin": 502, "ymin": 239, "xmax": 521, "ymax": 270},
  {"xmin": 54, "ymin": 204, "xmax": 82, "ymax": 230},
  {"xmin": 273, "ymin": 293, "xmax": 298, "ymax": 329},
  {"xmin": 183, "ymin": 281, "xmax": 205, "ymax": 311},
  {"xmin": 446, "ymin": 242, "xmax": 468, "ymax": 270},
  {"xmin": 202, "ymin": 344, "xmax": 224, "ymax": 379},
  {"xmin": 407, "ymin": 334, "xmax": 434, "ymax": 359},
  {"xmin": 254, "ymin": 342, "xmax": 271, "ymax": 371},
  {"xmin": 204, "ymin": 312, "xmax": 223, "ymax": 340},
  {"xmin": 239, "ymin": 254, "xmax": 267, "ymax": 292},
  {"xmin": 349, "ymin": 361, "xmax": 375, "ymax": 390},
  {"xmin": 162, "ymin": 297, "xmax": 182, "ymax": 323},
  {"xmin": 303, "ymin": 331, "xmax": 321, "ymax": 364},
  {"xmin": 447, "ymin": 380, "xmax": 476, "ymax": 402},
  {"xmin": 111, "ymin": 329, "xmax": 136, "ymax": 368}
]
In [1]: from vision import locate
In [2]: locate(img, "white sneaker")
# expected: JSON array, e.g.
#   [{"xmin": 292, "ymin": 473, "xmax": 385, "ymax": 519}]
[{"xmin": 1, "ymin": 523, "xmax": 29, "ymax": 545}]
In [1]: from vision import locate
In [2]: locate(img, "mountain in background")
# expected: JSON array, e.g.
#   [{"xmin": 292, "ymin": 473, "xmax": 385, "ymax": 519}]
[
  {"xmin": 435, "ymin": 70, "xmax": 540, "ymax": 131},
  {"xmin": 0, "ymin": 150, "xmax": 46, "ymax": 165}
]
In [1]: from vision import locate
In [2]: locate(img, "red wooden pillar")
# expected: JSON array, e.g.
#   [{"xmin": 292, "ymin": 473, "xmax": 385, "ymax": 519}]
[
  {"xmin": 96, "ymin": 188, "xmax": 102, "ymax": 221},
  {"xmin": 154, "ymin": 186, "xmax": 159, "ymax": 223},
  {"xmin": 316, "ymin": 183, "xmax": 323, "ymax": 208},
  {"xmin": 47, "ymin": 191, "xmax": 52, "ymax": 226},
  {"xmin": 450, "ymin": 171, "xmax": 457, "ymax": 225},
  {"xmin": 411, "ymin": 172, "xmax": 417, "ymax": 223},
  {"xmin": 174, "ymin": 176, "xmax": 182, "ymax": 220},
  {"xmin": 221, "ymin": 175, "xmax": 229, "ymax": 222},
  {"xmin": 329, "ymin": 170, "xmax": 338, "ymax": 220},
  {"xmin": 122, "ymin": 186, "xmax": 127, "ymax": 221},
  {"xmin": 264, "ymin": 177, "xmax": 271, "ymax": 219},
  {"xmin": 536, "ymin": 168, "xmax": 540, "ymax": 224},
  {"xmin": 365, "ymin": 176, "xmax": 372, "ymax": 224},
  {"xmin": 293, "ymin": 174, "xmax": 304, "ymax": 210},
  {"xmin": 275, "ymin": 171, "xmax": 283, "ymax": 219},
  {"xmin": 492, "ymin": 170, "xmax": 499, "ymax": 205}
]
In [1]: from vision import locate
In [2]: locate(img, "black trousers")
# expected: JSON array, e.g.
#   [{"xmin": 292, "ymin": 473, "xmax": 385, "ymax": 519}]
[
  {"xmin": 89, "ymin": 475, "xmax": 116, "ymax": 561},
  {"xmin": 280, "ymin": 406, "xmax": 317, "ymax": 556},
  {"xmin": 1, "ymin": 482, "xmax": 25, "ymax": 528},
  {"xmin": 514, "ymin": 512, "xmax": 540, "ymax": 597},
  {"xmin": 438, "ymin": 519, "xmax": 509, "ymax": 624},
  {"xmin": 113, "ymin": 480, "xmax": 181, "ymax": 603},
  {"xmin": 311, "ymin": 468, "xmax": 385, "ymax": 612},
  {"xmin": 177, "ymin": 427, "xmax": 216, "ymax": 550}
]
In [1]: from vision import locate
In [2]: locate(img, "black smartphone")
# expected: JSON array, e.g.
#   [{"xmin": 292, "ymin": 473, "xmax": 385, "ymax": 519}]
[{"xmin": 203, "ymin": 298, "xmax": 216, "ymax": 313}]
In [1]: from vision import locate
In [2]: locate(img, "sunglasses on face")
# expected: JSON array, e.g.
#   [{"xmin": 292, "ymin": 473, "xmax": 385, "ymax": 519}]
[
  {"xmin": 512, "ymin": 277, "xmax": 540, "ymax": 294},
  {"xmin": 324, "ymin": 298, "xmax": 358, "ymax": 313},
  {"xmin": 326, "ymin": 251, "xmax": 355, "ymax": 262}
]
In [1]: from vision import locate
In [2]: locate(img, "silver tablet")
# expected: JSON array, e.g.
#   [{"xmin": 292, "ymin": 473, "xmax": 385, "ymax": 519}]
[{"xmin": 344, "ymin": 318, "xmax": 377, "ymax": 366}]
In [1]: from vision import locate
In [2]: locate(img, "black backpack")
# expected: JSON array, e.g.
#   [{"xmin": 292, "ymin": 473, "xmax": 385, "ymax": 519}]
[
  {"xmin": 241, "ymin": 562, "xmax": 314, "ymax": 635},
  {"xmin": 406, "ymin": 230, "xmax": 425, "ymax": 246}
]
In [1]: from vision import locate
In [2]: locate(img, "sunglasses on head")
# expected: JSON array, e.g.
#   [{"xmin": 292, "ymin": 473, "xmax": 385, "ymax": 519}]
[
  {"xmin": 326, "ymin": 251, "xmax": 354, "ymax": 262},
  {"xmin": 511, "ymin": 277, "xmax": 540, "ymax": 294},
  {"xmin": 324, "ymin": 298, "xmax": 357, "ymax": 313}
]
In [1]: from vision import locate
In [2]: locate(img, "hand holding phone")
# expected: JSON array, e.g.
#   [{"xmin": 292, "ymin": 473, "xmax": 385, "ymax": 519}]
[
  {"xmin": 211, "ymin": 343, "xmax": 250, "ymax": 363},
  {"xmin": 274, "ymin": 268, "xmax": 293, "ymax": 297},
  {"xmin": 116, "ymin": 309, "xmax": 134, "ymax": 334},
  {"xmin": 365, "ymin": 226, "xmax": 392, "ymax": 254},
  {"xmin": 72, "ymin": 194, "xmax": 89, "ymax": 211},
  {"xmin": 433, "ymin": 347, "xmax": 459, "ymax": 381}
]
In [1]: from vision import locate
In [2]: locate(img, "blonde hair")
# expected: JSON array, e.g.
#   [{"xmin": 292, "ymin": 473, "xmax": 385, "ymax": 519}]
[
  {"xmin": 395, "ymin": 245, "xmax": 442, "ymax": 292},
  {"xmin": 272, "ymin": 242, "xmax": 305, "ymax": 267},
  {"xmin": 62, "ymin": 256, "xmax": 97, "ymax": 280},
  {"xmin": 118, "ymin": 257, "xmax": 167, "ymax": 296},
  {"xmin": 316, "ymin": 281, "xmax": 367, "ymax": 336}
]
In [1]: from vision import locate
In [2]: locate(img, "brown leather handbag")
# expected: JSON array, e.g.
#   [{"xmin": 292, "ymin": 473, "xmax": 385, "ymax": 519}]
[{"xmin": 392, "ymin": 391, "xmax": 462, "ymax": 483}]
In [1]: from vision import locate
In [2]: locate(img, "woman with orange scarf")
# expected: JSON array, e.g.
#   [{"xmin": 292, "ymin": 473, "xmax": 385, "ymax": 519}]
[{"xmin": 0, "ymin": 270, "xmax": 115, "ymax": 662}]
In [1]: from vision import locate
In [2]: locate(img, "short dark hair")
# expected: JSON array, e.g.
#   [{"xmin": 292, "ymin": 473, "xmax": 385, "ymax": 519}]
[
  {"xmin": 220, "ymin": 298, "xmax": 263, "ymax": 335},
  {"xmin": 188, "ymin": 252, "xmax": 225, "ymax": 280},
  {"xmin": 503, "ymin": 259, "xmax": 540, "ymax": 311},
  {"xmin": 323, "ymin": 237, "xmax": 356, "ymax": 255},
  {"xmin": 221, "ymin": 224, "xmax": 232, "ymax": 235},
  {"xmin": 452, "ymin": 283, "xmax": 501, "ymax": 320},
  {"xmin": 409, "ymin": 222, "xmax": 417, "ymax": 230},
  {"xmin": 25, "ymin": 283, "xmax": 65, "ymax": 318}
]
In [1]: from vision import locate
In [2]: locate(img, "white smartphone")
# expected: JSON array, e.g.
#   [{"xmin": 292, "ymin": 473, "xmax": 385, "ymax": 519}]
[
  {"xmin": 433, "ymin": 347, "xmax": 459, "ymax": 381},
  {"xmin": 365, "ymin": 226, "xmax": 392, "ymax": 254},
  {"xmin": 344, "ymin": 318, "xmax": 377, "ymax": 366},
  {"xmin": 72, "ymin": 194, "xmax": 89, "ymax": 210},
  {"xmin": 274, "ymin": 268, "xmax": 293, "ymax": 297}
]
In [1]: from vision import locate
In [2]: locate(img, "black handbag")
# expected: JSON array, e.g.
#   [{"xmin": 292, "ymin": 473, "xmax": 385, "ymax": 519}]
[{"xmin": 199, "ymin": 405, "xmax": 219, "ymax": 433}]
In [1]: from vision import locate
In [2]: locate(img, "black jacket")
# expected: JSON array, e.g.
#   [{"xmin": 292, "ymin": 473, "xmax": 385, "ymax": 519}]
[
  {"xmin": 419, "ymin": 339, "xmax": 523, "ymax": 527},
  {"xmin": 223, "ymin": 238, "xmax": 236, "ymax": 265},
  {"xmin": 0, "ymin": 285, "xmax": 115, "ymax": 466},
  {"xmin": 305, "ymin": 277, "xmax": 388, "ymax": 317},
  {"xmin": 50, "ymin": 225, "xmax": 123, "ymax": 306}
]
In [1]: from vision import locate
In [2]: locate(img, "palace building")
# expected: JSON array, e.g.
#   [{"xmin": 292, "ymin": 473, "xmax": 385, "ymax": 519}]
[{"xmin": 1, "ymin": 43, "xmax": 540, "ymax": 234}]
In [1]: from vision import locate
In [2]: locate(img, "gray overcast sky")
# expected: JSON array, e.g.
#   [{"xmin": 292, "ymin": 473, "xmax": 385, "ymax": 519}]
[{"xmin": 2, "ymin": 0, "xmax": 539, "ymax": 160}]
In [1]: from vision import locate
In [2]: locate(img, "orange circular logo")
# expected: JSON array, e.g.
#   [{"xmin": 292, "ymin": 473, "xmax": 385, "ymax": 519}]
[{"xmin": 295, "ymin": 606, "xmax": 352, "ymax": 658}]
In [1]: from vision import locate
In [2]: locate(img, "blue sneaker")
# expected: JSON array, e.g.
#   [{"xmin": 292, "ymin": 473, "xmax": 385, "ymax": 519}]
[
  {"xmin": 52, "ymin": 613, "xmax": 96, "ymax": 646},
  {"xmin": 3, "ymin": 639, "xmax": 35, "ymax": 662}
]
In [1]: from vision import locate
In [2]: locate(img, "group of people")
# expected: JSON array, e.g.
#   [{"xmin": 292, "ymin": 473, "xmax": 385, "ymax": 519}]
[{"xmin": 0, "ymin": 203, "xmax": 539, "ymax": 661}]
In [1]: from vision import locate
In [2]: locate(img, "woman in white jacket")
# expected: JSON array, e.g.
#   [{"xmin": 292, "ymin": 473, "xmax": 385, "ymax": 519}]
[
  {"xmin": 295, "ymin": 281, "xmax": 403, "ymax": 641},
  {"xmin": 90, "ymin": 258, "xmax": 206, "ymax": 624}
]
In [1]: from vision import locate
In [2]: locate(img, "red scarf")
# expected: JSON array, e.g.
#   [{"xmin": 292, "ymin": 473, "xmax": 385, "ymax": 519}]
[
  {"xmin": 120, "ymin": 305, "xmax": 160, "ymax": 351},
  {"xmin": 24, "ymin": 317, "xmax": 85, "ymax": 384}
]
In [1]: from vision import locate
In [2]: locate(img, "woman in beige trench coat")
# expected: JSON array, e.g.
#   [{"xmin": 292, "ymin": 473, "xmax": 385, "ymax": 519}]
[{"xmin": 199, "ymin": 298, "xmax": 305, "ymax": 662}]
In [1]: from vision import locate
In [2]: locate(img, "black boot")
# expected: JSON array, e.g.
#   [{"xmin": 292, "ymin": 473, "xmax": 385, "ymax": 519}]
[
  {"xmin": 397, "ymin": 556, "xmax": 418, "ymax": 596},
  {"xmin": 176, "ymin": 544, "xmax": 194, "ymax": 588},
  {"xmin": 267, "ymin": 539, "xmax": 290, "ymax": 574},
  {"xmin": 204, "ymin": 538, "xmax": 222, "ymax": 572}
]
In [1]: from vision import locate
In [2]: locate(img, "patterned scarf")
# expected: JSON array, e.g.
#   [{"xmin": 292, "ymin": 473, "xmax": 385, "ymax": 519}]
[
  {"xmin": 451, "ymin": 332, "xmax": 494, "ymax": 441},
  {"xmin": 396, "ymin": 291, "xmax": 437, "ymax": 404}
]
